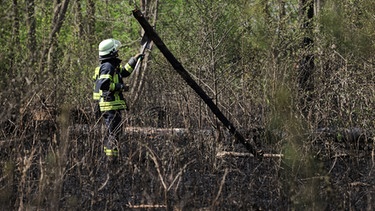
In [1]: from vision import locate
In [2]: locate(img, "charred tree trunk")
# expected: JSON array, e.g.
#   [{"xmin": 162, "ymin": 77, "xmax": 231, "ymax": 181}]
[{"xmin": 132, "ymin": 9, "xmax": 261, "ymax": 157}]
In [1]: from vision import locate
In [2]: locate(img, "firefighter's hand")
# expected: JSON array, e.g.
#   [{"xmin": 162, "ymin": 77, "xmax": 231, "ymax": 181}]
[
  {"xmin": 116, "ymin": 83, "xmax": 129, "ymax": 92},
  {"xmin": 121, "ymin": 84, "xmax": 130, "ymax": 92},
  {"xmin": 134, "ymin": 53, "xmax": 144, "ymax": 61}
]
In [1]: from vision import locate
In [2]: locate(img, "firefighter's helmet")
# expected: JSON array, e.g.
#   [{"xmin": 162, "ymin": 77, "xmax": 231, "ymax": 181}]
[{"xmin": 98, "ymin": 38, "xmax": 122, "ymax": 59}]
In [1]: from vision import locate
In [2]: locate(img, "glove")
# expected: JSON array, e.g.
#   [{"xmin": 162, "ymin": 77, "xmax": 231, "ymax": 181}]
[
  {"xmin": 122, "ymin": 84, "xmax": 129, "ymax": 92},
  {"xmin": 121, "ymin": 84, "xmax": 130, "ymax": 92},
  {"xmin": 115, "ymin": 83, "xmax": 129, "ymax": 91},
  {"xmin": 134, "ymin": 53, "xmax": 144, "ymax": 61}
]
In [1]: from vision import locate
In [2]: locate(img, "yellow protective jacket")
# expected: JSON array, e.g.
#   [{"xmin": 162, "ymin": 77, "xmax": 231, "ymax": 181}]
[{"xmin": 93, "ymin": 57, "xmax": 136, "ymax": 111}]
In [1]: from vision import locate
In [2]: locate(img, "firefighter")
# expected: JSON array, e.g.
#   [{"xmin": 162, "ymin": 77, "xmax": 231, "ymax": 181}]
[{"xmin": 93, "ymin": 38, "xmax": 143, "ymax": 161}]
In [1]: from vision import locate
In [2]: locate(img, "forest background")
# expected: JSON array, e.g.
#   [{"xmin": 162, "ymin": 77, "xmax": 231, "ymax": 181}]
[{"xmin": 0, "ymin": 0, "xmax": 374, "ymax": 210}]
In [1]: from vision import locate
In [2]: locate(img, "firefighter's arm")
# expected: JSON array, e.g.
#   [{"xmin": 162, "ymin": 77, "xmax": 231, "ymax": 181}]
[{"xmin": 121, "ymin": 53, "xmax": 144, "ymax": 77}]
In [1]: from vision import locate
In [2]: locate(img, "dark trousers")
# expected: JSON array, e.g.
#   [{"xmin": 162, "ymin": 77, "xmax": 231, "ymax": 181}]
[{"xmin": 102, "ymin": 110, "xmax": 122, "ymax": 151}]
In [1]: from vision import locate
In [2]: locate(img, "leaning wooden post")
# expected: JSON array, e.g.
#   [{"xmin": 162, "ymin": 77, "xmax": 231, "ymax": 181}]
[{"xmin": 132, "ymin": 9, "xmax": 262, "ymax": 157}]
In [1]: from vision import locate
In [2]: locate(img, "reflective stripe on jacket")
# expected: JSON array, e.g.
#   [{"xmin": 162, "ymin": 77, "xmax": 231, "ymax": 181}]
[
  {"xmin": 93, "ymin": 57, "xmax": 137, "ymax": 111},
  {"xmin": 93, "ymin": 67, "xmax": 102, "ymax": 100}
]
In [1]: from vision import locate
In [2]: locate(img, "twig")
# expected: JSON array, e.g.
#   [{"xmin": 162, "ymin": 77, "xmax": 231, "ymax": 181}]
[
  {"xmin": 128, "ymin": 204, "xmax": 166, "ymax": 208},
  {"xmin": 167, "ymin": 159, "xmax": 195, "ymax": 191},
  {"xmin": 211, "ymin": 168, "xmax": 229, "ymax": 208},
  {"xmin": 145, "ymin": 146, "xmax": 167, "ymax": 190},
  {"xmin": 97, "ymin": 173, "xmax": 110, "ymax": 191},
  {"xmin": 216, "ymin": 151, "xmax": 283, "ymax": 158},
  {"xmin": 328, "ymin": 155, "xmax": 338, "ymax": 174}
]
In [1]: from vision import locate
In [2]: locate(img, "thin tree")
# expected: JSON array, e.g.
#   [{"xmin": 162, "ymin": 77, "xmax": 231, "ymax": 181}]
[
  {"xmin": 26, "ymin": 0, "xmax": 37, "ymax": 71},
  {"xmin": 299, "ymin": 0, "xmax": 315, "ymax": 117}
]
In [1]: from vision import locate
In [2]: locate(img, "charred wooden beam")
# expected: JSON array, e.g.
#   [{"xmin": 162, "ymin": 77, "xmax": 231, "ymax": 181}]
[{"xmin": 132, "ymin": 9, "xmax": 261, "ymax": 157}]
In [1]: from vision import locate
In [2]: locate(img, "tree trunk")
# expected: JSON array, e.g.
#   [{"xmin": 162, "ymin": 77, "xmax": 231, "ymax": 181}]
[
  {"xmin": 74, "ymin": 0, "xmax": 83, "ymax": 37},
  {"xmin": 86, "ymin": 0, "xmax": 95, "ymax": 50},
  {"xmin": 26, "ymin": 0, "xmax": 37, "ymax": 70},
  {"xmin": 299, "ymin": 0, "xmax": 315, "ymax": 116},
  {"xmin": 38, "ymin": 0, "xmax": 70, "ymax": 75},
  {"xmin": 11, "ymin": 0, "xmax": 19, "ymax": 71}
]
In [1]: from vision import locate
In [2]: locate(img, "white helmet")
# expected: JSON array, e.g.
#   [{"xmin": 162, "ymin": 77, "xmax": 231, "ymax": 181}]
[{"xmin": 98, "ymin": 38, "xmax": 122, "ymax": 56}]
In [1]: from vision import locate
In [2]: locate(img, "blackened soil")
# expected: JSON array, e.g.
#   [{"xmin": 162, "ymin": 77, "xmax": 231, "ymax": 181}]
[{"xmin": 1, "ymin": 124, "xmax": 375, "ymax": 210}]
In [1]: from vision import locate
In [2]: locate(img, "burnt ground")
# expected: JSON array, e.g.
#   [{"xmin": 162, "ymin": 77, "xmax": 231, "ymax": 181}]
[{"xmin": 1, "ymin": 120, "xmax": 375, "ymax": 210}]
